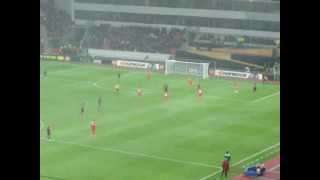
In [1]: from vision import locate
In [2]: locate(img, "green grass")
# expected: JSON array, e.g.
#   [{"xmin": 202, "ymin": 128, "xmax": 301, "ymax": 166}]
[{"xmin": 40, "ymin": 61, "xmax": 280, "ymax": 180}]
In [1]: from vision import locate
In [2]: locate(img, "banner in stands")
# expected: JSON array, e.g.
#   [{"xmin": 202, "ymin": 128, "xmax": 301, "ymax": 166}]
[
  {"xmin": 40, "ymin": 55, "xmax": 70, "ymax": 61},
  {"xmin": 152, "ymin": 64, "xmax": 164, "ymax": 70},
  {"xmin": 93, "ymin": 60, "xmax": 102, "ymax": 64},
  {"xmin": 209, "ymin": 69, "xmax": 215, "ymax": 76},
  {"xmin": 115, "ymin": 60, "xmax": 152, "ymax": 69},
  {"xmin": 153, "ymin": 64, "xmax": 160, "ymax": 70},
  {"xmin": 214, "ymin": 70, "xmax": 263, "ymax": 80}
]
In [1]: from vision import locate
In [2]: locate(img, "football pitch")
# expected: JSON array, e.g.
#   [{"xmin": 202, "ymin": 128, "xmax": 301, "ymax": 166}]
[{"xmin": 40, "ymin": 61, "xmax": 280, "ymax": 180}]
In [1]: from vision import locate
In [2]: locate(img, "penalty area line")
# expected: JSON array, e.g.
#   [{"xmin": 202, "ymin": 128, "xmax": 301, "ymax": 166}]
[
  {"xmin": 40, "ymin": 138, "xmax": 221, "ymax": 169},
  {"xmin": 198, "ymin": 142, "xmax": 280, "ymax": 180},
  {"xmin": 251, "ymin": 91, "xmax": 280, "ymax": 103}
]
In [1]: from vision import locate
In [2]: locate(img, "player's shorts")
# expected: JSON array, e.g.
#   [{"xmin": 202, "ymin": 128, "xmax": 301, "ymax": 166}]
[
  {"xmin": 197, "ymin": 90, "xmax": 203, "ymax": 96},
  {"xmin": 164, "ymin": 92, "xmax": 168, "ymax": 97},
  {"xmin": 223, "ymin": 167, "xmax": 230, "ymax": 172}
]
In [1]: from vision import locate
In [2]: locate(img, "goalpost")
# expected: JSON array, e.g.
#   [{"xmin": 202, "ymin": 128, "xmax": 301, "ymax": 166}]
[{"xmin": 165, "ymin": 59, "xmax": 209, "ymax": 79}]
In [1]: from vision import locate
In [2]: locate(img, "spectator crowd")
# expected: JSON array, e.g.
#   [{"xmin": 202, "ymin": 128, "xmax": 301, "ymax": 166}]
[
  {"xmin": 40, "ymin": 0, "xmax": 73, "ymax": 54},
  {"xmin": 82, "ymin": 24, "xmax": 187, "ymax": 56}
]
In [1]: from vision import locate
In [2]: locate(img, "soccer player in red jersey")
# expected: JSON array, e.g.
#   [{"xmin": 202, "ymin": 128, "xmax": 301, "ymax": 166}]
[
  {"xmin": 91, "ymin": 120, "xmax": 96, "ymax": 136},
  {"xmin": 221, "ymin": 159, "xmax": 230, "ymax": 177},
  {"xmin": 197, "ymin": 84, "xmax": 204, "ymax": 97}
]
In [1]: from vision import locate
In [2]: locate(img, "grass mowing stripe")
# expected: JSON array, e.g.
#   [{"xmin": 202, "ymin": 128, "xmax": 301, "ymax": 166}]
[
  {"xmin": 198, "ymin": 142, "xmax": 280, "ymax": 180},
  {"xmin": 41, "ymin": 138, "xmax": 221, "ymax": 169}
]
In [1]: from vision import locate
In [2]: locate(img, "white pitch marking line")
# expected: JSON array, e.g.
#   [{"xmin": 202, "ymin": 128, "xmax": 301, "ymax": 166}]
[
  {"xmin": 251, "ymin": 91, "xmax": 280, "ymax": 103},
  {"xmin": 268, "ymin": 164, "xmax": 280, "ymax": 172},
  {"xmin": 68, "ymin": 81, "xmax": 92, "ymax": 87},
  {"xmin": 40, "ymin": 138, "xmax": 221, "ymax": 169},
  {"xmin": 198, "ymin": 142, "xmax": 280, "ymax": 180},
  {"xmin": 93, "ymin": 82, "xmax": 104, "ymax": 89},
  {"xmin": 232, "ymin": 142, "xmax": 280, "ymax": 167},
  {"xmin": 50, "ymin": 66, "xmax": 83, "ymax": 74},
  {"xmin": 199, "ymin": 170, "xmax": 221, "ymax": 180},
  {"xmin": 206, "ymin": 95, "xmax": 247, "ymax": 103}
]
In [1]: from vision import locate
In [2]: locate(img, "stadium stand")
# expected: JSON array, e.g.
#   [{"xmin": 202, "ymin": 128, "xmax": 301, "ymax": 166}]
[
  {"xmin": 40, "ymin": 0, "xmax": 279, "ymax": 79},
  {"xmin": 231, "ymin": 54, "xmax": 276, "ymax": 67},
  {"xmin": 81, "ymin": 24, "xmax": 186, "ymax": 55},
  {"xmin": 74, "ymin": 0, "xmax": 280, "ymax": 13}
]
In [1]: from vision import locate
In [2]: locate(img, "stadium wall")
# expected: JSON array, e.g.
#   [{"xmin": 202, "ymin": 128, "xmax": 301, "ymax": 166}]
[
  {"xmin": 86, "ymin": 49, "xmax": 168, "ymax": 72},
  {"xmin": 73, "ymin": 3, "xmax": 279, "ymax": 22},
  {"xmin": 87, "ymin": 49, "xmax": 171, "ymax": 62}
]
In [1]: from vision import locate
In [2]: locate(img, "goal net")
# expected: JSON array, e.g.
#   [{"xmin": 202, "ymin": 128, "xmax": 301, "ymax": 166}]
[{"xmin": 165, "ymin": 60, "xmax": 209, "ymax": 79}]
